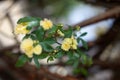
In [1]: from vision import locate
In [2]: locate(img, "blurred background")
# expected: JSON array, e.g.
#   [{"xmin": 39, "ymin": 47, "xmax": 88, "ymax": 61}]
[{"xmin": 0, "ymin": 0, "xmax": 120, "ymax": 80}]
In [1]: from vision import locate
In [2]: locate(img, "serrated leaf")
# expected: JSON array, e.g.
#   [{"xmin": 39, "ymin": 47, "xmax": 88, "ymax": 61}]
[
  {"xmin": 73, "ymin": 60, "xmax": 79, "ymax": 68},
  {"xmin": 73, "ymin": 68, "xmax": 88, "ymax": 76},
  {"xmin": 76, "ymin": 49, "xmax": 84, "ymax": 56},
  {"xmin": 26, "ymin": 21, "xmax": 39, "ymax": 30},
  {"xmin": 80, "ymin": 68, "xmax": 88, "ymax": 76},
  {"xmin": 73, "ymin": 68, "xmax": 81, "ymax": 74},
  {"xmin": 17, "ymin": 16, "xmax": 41, "ymax": 30},
  {"xmin": 81, "ymin": 54, "xmax": 87, "ymax": 65},
  {"xmin": 40, "ymin": 43, "xmax": 54, "ymax": 52},
  {"xmin": 55, "ymin": 51, "xmax": 63, "ymax": 58},
  {"xmin": 77, "ymin": 37, "xmax": 80, "ymax": 43},
  {"xmin": 48, "ymin": 25, "xmax": 58, "ymax": 36},
  {"xmin": 87, "ymin": 57, "xmax": 93, "ymax": 66},
  {"xmin": 44, "ymin": 37, "xmax": 56, "ymax": 44},
  {"xmin": 38, "ymin": 53, "xmax": 48, "ymax": 59},
  {"xmin": 80, "ymin": 32, "xmax": 87, "ymax": 37},
  {"xmin": 64, "ymin": 26, "xmax": 72, "ymax": 38},
  {"xmin": 22, "ymin": 34, "xmax": 31, "ymax": 40},
  {"xmin": 15, "ymin": 55, "xmax": 28, "ymax": 67},
  {"xmin": 67, "ymin": 51, "xmax": 73, "ymax": 59},
  {"xmin": 17, "ymin": 16, "xmax": 40, "ymax": 23},
  {"xmin": 66, "ymin": 59, "xmax": 74, "ymax": 65},
  {"xmin": 80, "ymin": 38, "xmax": 88, "ymax": 49},
  {"xmin": 34, "ymin": 55, "xmax": 40, "ymax": 68},
  {"xmin": 47, "ymin": 56, "xmax": 54, "ymax": 63},
  {"xmin": 32, "ymin": 27, "xmax": 44, "ymax": 41}
]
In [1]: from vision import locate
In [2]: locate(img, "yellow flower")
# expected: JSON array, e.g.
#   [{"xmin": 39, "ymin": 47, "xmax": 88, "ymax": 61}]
[
  {"xmin": 14, "ymin": 22, "xmax": 30, "ymax": 35},
  {"xmin": 71, "ymin": 36, "xmax": 78, "ymax": 45},
  {"xmin": 20, "ymin": 38, "xmax": 42, "ymax": 58},
  {"xmin": 57, "ymin": 29, "xmax": 64, "ymax": 37},
  {"xmin": 61, "ymin": 42, "xmax": 71, "ymax": 51},
  {"xmin": 20, "ymin": 38, "xmax": 34, "ymax": 58},
  {"xmin": 71, "ymin": 36, "xmax": 78, "ymax": 50},
  {"xmin": 40, "ymin": 18, "xmax": 53, "ymax": 30},
  {"xmin": 61, "ymin": 36, "xmax": 78, "ymax": 51},
  {"xmin": 33, "ymin": 45, "xmax": 42, "ymax": 55},
  {"xmin": 71, "ymin": 44, "xmax": 77, "ymax": 49},
  {"xmin": 63, "ymin": 38, "xmax": 72, "ymax": 44}
]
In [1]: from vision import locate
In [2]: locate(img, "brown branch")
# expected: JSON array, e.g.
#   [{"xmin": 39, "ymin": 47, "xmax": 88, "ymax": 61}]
[
  {"xmin": 93, "ymin": 59, "xmax": 120, "ymax": 70},
  {"xmin": 74, "ymin": 6, "xmax": 120, "ymax": 28}
]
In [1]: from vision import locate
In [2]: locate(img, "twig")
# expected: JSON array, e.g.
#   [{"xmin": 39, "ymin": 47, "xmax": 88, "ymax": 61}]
[{"xmin": 74, "ymin": 6, "xmax": 120, "ymax": 28}]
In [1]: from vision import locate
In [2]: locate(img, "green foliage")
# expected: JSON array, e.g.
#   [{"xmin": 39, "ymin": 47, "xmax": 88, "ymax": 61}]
[
  {"xmin": 74, "ymin": 67, "xmax": 88, "ymax": 76},
  {"xmin": 80, "ymin": 38, "xmax": 88, "ymax": 49},
  {"xmin": 48, "ymin": 25, "xmax": 58, "ymax": 36},
  {"xmin": 64, "ymin": 26, "xmax": 73, "ymax": 38},
  {"xmin": 15, "ymin": 16, "xmax": 92, "ymax": 75},
  {"xmin": 40, "ymin": 42, "xmax": 54, "ymax": 52},
  {"xmin": 17, "ymin": 16, "xmax": 41, "ymax": 30},
  {"xmin": 32, "ymin": 27, "xmax": 44, "ymax": 41},
  {"xmin": 55, "ymin": 51, "xmax": 64, "ymax": 58},
  {"xmin": 34, "ymin": 54, "xmax": 40, "ymax": 68},
  {"xmin": 47, "ymin": 56, "xmax": 54, "ymax": 63},
  {"xmin": 80, "ymin": 32, "xmax": 87, "ymax": 37},
  {"xmin": 15, "ymin": 55, "xmax": 29, "ymax": 67},
  {"xmin": 38, "ymin": 53, "xmax": 48, "ymax": 59}
]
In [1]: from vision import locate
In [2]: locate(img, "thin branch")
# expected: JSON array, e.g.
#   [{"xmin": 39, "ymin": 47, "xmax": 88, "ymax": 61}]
[{"xmin": 74, "ymin": 6, "xmax": 120, "ymax": 28}]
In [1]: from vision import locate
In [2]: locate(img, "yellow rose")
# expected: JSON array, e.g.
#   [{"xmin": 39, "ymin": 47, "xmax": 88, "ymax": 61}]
[
  {"xmin": 61, "ymin": 42, "xmax": 71, "ymax": 51},
  {"xmin": 20, "ymin": 38, "xmax": 43, "ymax": 58},
  {"xmin": 63, "ymin": 38, "xmax": 72, "ymax": 45},
  {"xmin": 71, "ymin": 44, "xmax": 77, "ymax": 49},
  {"xmin": 40, "ymin": 18, "xmax": 53, "ymax": 30},
  {"xmin": 14, "ymin": 22, "xmax": 30, "ymax": 35},
  {"xmin": 33, "ymin": 45, "xmax": 42, "ymax": 55},
  {"xmin": 71, "ymin": 36, "xmax": 78, "ymax": 45},
  {"xmin": 20, "ymin": 38, "xmax": 34, "ymax": 58},
  {"xmin": 61, "ymin": 36, "xmax": 78, "ymax": 51},
  {"xmin": 71, "ymin": 36, "xmax": 78, "ymax": 50}
]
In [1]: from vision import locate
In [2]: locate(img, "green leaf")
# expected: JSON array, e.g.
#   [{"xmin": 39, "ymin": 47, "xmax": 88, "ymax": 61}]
[
  {"xmin": 67, "ymin": 51, "xmax": 73, "ymax": 59},
  {"xmin": 47, "ymin": 56, "xmax": 54, "ymax": 63},
  {"xmin": 80, "ymin": 68, "xmax": 88, "ymax": 76},
  {"xmin": 34, "ymin": 55, "xmax": 40, "ymax": 68},
  {"xmin": 77, "ymin": 37, "xmax": 80, "ymax": 43},
  {"xmin": 17, "ymin": 16, "xmax": 41, "ymax": 24},
  {"xmin": 66, "ymin": 59, "xmax": 74, "ymax": 65},
  {"xmin": 15, "ymin": 55, "xmax": 29, "ymax": 67},
  {"xmin": 32, "ymin": 27, "xmax": 44, "ymax": 41},
  {"xmin": 26, "ymin": 21, "xmax": 39, "ymax": 30},
  {"xmin": 81, "ymin": 54, "xmax": 87, "ymax": 65},
  {"xmin": 76, "ymin": 49, "xmax": 84, "ymax": 57},
  {"xmin": 17, "ymin": 16, "xmax": 41, "ymax": 30},
  {"xmin": 44, "ymin": 37, "xmax": 56, "ymax": 44},
  {"xmin": 64, "ymin": 26, "xmax": 72, "ymax": 38},
  {"xmin": 80, "ymin": 32, "xmax": 87, "ymax": 37},
  {"xmin": 38, "ymin": 53, "xmax": 48, "ymax": 59},
  {"xmin": 22, "ymin": 34, "xmax": 31, "ymax": 40},
  {"xmin": 73, "ymin": 60, "xmax": 79, "ymax": 68},
  {"xmin": 73, "ymin": 68, "xmax": 88, "ymax": 76},
  {"xmin": 48, "ymin": 25, "xmax": 58, "ymax": 36},
  {"xmin": 80, "ymin": 38, "xmax": 88, "ymax": 49},
  {"xmin": 73, "ymin": 68, "xmax": 81, "ymax": 74},
  {"xmin": 87, "ymin": 57, "xmax": 93, "ymax": 66},
  {"xmin": 55, "ymin": 51, "xmax": 63, "ymax": 58},
  {"xmin": 40, "ymin": 43, "xmax": 54, "ymax": 52}
]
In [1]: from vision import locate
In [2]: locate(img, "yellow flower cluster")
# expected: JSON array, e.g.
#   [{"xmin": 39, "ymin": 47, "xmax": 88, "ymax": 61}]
[
  {"xmin": 20, "ymin": 38, "xmax": 42, "ymax": 58},
  {"xmin": 40, "ymin": 18, "xmax": 53, "ymax": 30},
  {"xmin": 61, "ymin": 36, "xmax": 78, "ymax": 51},
  {"xmin": 14, "ymin": 22, "xmax": 30, "ymax": 35}
]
